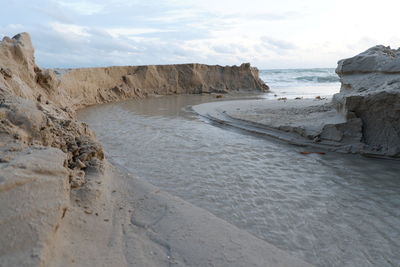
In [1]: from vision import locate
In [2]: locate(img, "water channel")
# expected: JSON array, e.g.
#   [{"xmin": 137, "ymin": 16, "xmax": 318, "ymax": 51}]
[{"xmin": 78, "ymin": 94, "xmax": 400, "ymax": 267}]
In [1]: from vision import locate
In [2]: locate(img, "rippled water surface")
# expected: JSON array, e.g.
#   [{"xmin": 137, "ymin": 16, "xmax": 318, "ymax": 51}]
[{"xmin": 78, "ymin": 95, "xmax": 400, "ymax": 267}]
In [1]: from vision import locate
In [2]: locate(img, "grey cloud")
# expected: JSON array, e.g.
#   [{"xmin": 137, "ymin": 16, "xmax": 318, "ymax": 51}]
[
  {"xmin": 212, "ymin": 44, "xmax": 249, "ymax": 55},
  {"xmin": 1, "ymin": 0, "xmax": 302, "ymax": 69},
  {"xmin": 261, "ymin": 36, "xmax": 297, "ymax": 51},
  {"xmin": 28, "ymin": 23, "xmax": 201, "ymax": 68}
]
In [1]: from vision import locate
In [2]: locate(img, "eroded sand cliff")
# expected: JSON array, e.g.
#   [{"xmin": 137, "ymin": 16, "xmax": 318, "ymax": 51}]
[
  {"xmin": 0, "ymin": 33, "xmax": 312, "ymax": 267},
  {"xmin": 58, "ymin": 63, "xmax": 268, "ymax": 109}
]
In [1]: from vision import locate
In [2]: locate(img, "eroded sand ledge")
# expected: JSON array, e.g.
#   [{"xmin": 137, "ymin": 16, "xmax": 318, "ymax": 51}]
[{"xmin": 0, "ymin": 33, "xmax": 314, "ymax": 266}]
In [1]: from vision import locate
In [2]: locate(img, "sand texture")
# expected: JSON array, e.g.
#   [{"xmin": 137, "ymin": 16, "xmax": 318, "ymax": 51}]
[
  {"xmin": 0, "ymin": 33, "xmax": 315, "ymax": 266},
  {"xmin": 192, "ymin": 98, "xmax": 364, "ymax": 154}
]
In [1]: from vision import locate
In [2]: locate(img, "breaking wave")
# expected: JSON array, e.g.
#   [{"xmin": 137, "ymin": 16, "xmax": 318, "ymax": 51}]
[
  {"xmin": 295, "ymin": 75, "xmax": 339, "ymax": 83},
  {"xmin": 260, "ymin": 68, "xmax": 340, "ymax": 88}
]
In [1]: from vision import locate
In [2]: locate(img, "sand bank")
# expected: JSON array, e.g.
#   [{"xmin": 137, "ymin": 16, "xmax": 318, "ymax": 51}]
[{"xmin": 192, "ymin": 98, "xmax": 365, "ymax": 154}]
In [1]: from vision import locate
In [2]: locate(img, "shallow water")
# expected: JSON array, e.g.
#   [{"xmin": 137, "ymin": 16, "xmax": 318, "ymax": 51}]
[{"xmin": 78, "ymin": 94, "xmax": 400, "ymax": 267}]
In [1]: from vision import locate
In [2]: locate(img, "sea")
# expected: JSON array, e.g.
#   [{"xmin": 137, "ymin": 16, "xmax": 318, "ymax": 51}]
[{"xmin": 259, "ymin": 68, "xmax": 341, "ymax": 99}]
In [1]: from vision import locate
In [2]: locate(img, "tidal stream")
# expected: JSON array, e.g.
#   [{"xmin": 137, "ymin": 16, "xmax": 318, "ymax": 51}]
[{"xmin": 78, "ymin": 94, "xmax": 400, "ymax": 267}]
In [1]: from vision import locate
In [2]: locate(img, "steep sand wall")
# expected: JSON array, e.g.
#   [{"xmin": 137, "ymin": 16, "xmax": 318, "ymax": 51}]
[
  {"xmin": 58, "ymin": 63, "xmax": 268, "ymax": 109},
  {"xmin": 0, "ymin": 33, "xmax": 269, "ymax": 266}
]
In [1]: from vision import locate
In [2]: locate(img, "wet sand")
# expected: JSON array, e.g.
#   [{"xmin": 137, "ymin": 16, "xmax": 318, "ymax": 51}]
[
  {"xmin": 48, "ymin": 160, "xmax": 312, "ymax": 267},
  {"xmin": 192, "ymin": 98, "xmax": 364, "ymax": 153}
]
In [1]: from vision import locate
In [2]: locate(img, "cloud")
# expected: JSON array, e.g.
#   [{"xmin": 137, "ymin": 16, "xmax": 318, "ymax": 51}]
[
  {"xmin": 261, "ymin": 36, "xmax": 297, "ymax": 51},
  {"xmin": 50, "ymin": 22, "xmax": 91, "ymax": 41},
  {"xmin": 222, "ymin": 11, "xmax": 299, "ymax": 22},
  {"xmin": 3, "ymin": 0, "xmax": 400, "ymax": 69},
  {"xmin": 56, "ymin": 1, "xmax": 105, "ymax": 15},
  {"xmin": 105, "ymin": 27, "xmax": 174, "ymax": 38}
]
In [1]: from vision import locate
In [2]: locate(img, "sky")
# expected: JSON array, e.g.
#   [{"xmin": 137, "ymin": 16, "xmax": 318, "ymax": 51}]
[{"xmin": 1, "ymin": 0, "xmax": 399, "ymax": 69}]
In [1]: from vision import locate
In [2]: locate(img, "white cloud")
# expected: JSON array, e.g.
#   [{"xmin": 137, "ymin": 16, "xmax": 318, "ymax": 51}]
[
  {"xmin": 56, "ymin": 1, "xmax": 105, "ymax": 15},
  {"xmin": 106, "ymin": 27, "xmax": 173, "ymax": 38},
  {"xmin": 50, "ymin": 22, "xmax": 91, "ymax": 41}
]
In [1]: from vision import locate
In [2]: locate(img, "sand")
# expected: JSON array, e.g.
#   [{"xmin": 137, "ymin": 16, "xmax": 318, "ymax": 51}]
[
  {"xmin": 192, "ymin": 98, "xmax": 364, "ymax": 154},
  {"xmin": 2, "ymin": 31, "xmax": 399, "ymax": 266},
  {"xmin": 0, "ymin": 33, "xmax": 312, "ymax": 266},
  {"xmin": 48, "ymin": 161, "xmax": 312, "ymax": 267}
]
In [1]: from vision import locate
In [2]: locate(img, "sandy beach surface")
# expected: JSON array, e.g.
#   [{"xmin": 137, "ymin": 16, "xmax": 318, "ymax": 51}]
[{"xmin": 192, "ymin": 98, "xmax": 347, "ymax": 149}]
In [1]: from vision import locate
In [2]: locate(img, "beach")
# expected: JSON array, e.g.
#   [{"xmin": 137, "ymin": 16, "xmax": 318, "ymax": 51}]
[
  {"xmin": 1, "ymin": 32, "xmax": 400, "ymax": 267},
  {"xmin": 0, "ymin": 33, "xmax": 312, "ymax": 267}
]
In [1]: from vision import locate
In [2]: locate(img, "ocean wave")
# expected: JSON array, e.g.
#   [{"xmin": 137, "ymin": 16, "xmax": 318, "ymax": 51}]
[
  {"xmin": 262, "ymin": 68, "xmax": 332, "ymax": 74},
  {"xmin": 259, "ymin": 68, "xmax": 340, "ymax": 86},
  {"xmin": 295, "ymin": 75, "xmax": 340, "ymax": 83}
]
